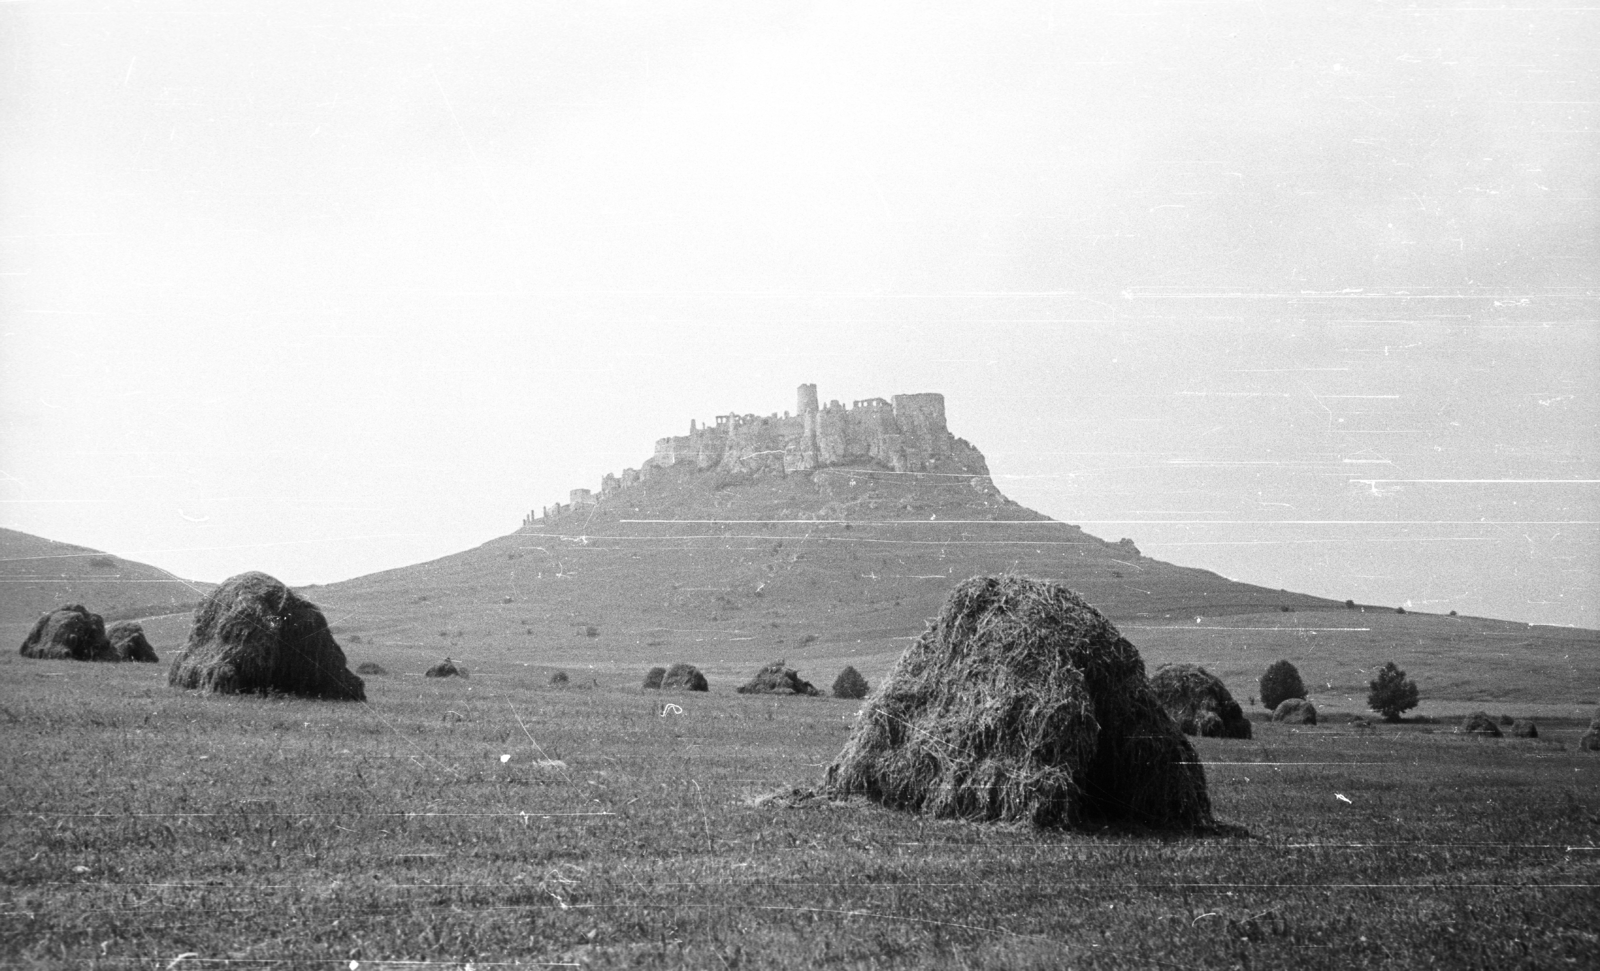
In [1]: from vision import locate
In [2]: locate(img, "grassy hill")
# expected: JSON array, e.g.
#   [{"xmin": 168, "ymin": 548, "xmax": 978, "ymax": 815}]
[
  {"xmin": 0, "ymin": 527, "xmax": 211, "ymax": 646},
  {"xmin": 306, "ymin": 460, "xmax": 1599, "ymax": 711}
]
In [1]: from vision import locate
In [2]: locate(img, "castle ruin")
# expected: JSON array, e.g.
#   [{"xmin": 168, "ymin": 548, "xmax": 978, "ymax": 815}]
[{"xmin": 524, "ymin": 384, "xmax": 986, "ymax": 525}]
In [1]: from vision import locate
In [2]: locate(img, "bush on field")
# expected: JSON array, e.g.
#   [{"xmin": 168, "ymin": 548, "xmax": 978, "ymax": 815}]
[
  {"xmin": 1366, "ymin": 662, "xmax": 1419, "ymax": 722},
  {"xmin": 1258, "ymin": 659, "xmax": 1306, "ymax": 711},
  {"xmin": 832, "ymin": 665, "xmax": 869, "ymax": 700}
]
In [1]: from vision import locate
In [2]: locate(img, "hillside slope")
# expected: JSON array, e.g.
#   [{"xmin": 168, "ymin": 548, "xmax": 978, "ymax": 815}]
[
  {"xmin": 310, "ymin": 459, "xmax": 1599, "ymax": 708},
  {"xmin": 0, "ymin": 528, "xmax": 211, "ymax": 643}
]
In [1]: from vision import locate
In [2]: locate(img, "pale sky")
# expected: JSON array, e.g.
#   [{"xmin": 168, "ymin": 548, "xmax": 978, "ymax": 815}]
[{"xmin": 3, "ymin": 2, "xmax": 1597, "ymax": 627}]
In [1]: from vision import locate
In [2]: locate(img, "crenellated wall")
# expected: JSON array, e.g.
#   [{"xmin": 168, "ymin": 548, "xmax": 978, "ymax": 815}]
[{"xmin": 527, "ymin": 382, "xmax": 979, "ymax": 525}]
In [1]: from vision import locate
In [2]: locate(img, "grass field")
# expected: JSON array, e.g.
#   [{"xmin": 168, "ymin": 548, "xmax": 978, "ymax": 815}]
[{"xmin": 4, "ymin": 652, "xmax": 1597, "ymax": 970}]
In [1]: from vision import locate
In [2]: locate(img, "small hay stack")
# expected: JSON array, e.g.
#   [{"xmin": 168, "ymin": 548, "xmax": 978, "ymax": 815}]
[
  {"xmin": 1581, "ymin": 718, "xmax": 1600, "ymax": 751},
  {"xmin": 1149, "ymin": 664, "xmax": 1253, "ymax": 739},
  {"xmin": 1272, "ymin": 698, "xmax": 1317, "ymax": 725},
  {"xmin": 107, "ymin": 621, "xmax": 160, "ymax": 663},
  {"xmin": 354, "ymin": 661, "xmax": 386, "ymax": 676},
  {"xmin": 1457, "ymin": 711, "xmax": 1501, "ymax": 736},
  {"xmin": 821, "ymin": 575, "xmax": 1214, "ymax": 830},
  {"xmin": 549, "ymin": 670, "xmax": 570, "ymax": 686},
  {"xmin": 662, "ymin": 662, "xmax": 708, "ymax": 691},
  {"xmin": 425, "ymin": 657, "xmax": 467, "ymax": 679},
  {"xmin": 167, "ymin": 572, "xmax": 365, "ymax": 700},
  {"xmin": 19, "ymin": 605, "xmax": 116, "ymax": 662},
  {"xmin": 737, "ymin": 660, "xmax": 819, "ymax": 696},
  {"xmin": 642, "ymin": 666, "xmax": 667, "ymax": 690},
  {"xmin": 1509, "ymin": 719, "xmax": 1538, "ymax": 739}
]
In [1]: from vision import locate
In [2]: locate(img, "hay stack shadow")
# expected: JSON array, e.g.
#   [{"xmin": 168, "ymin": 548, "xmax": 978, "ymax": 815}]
[
  {"xmin": 821, "ymin": 575, "xmax": 1214, "ymax": 830},
  {"xmin": 167, "ymin": 572, "xmax": 365, "ymax": 701}
]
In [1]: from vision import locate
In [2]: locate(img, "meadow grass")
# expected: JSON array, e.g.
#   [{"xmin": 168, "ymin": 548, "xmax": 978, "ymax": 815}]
[{"xmin": 2, "ymin": 653, "xmax": 1597, "ymax": 970}]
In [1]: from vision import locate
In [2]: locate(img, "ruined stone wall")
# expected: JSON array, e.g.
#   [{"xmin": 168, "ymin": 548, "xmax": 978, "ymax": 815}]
[{"xmin": 532, "ymin": 383, "xmax": 974, "ymax": 525}]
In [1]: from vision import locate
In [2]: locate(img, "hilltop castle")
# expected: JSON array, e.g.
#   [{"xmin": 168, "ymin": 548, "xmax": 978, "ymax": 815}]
[{"xmin": 525, "ymin": 384, "xmax": 989, "ymax": 525}]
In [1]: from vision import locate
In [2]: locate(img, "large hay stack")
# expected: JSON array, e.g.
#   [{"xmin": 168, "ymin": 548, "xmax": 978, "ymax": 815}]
[
  {"xmin": 1149, "ymin": 664, "xmax": 1253, "ymax": 739},
  {"xmin": 737, "ymin": 660, "xmax": 819, "ymax": 696},
  {"xmin": 107, "ymin": 621, "xmax": 160, "ymax": 663},
  {"xmin": 1457, "ymin": 711, "xmax": 1501, "ymax": 736},
  {"xmin": 19, "ymin": 605, "xmax": 115, "ymax": 661},
  {"xmin": 822, "ymin": 575, "xmax": 1214, "ymax": 829},
  {"xmin": 167, "ymin": 572, "xmax": 365, "ymax": 701}
]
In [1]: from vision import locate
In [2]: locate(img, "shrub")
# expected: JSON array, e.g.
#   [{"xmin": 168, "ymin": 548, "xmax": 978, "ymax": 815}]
[
  {"xmin": 1366, "ymin": 662, "xmax": 1419, "ymax": 722},
  {"xmin": 1345, "ymin": 599, "xmax": 1356, "ymax": 609},
  {"xmin": 1395, "ymin": 606, "xmax": 1407, "ymax": 615},
  {"xmin": 1258, "ymin": 659, "xmax": 1307, "ymax": 711},
  {"xmin": 832, "ymin": 665, "xmax": 869, "ymax": 700}
]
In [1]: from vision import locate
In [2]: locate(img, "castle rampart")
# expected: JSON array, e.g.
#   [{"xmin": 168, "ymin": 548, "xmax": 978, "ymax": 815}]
[{"xmin": 526, "ymin": 383, "xmax": 982, "ymax": 525}]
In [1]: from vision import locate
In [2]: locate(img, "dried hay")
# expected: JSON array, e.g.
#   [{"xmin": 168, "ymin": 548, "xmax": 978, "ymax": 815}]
[
  {"xmin": 354, "ymin": 662, "xmax": 386, "ymax": 675},
  {"xmin": 106, "ymin": 621, "xmax": 160, "ymax": 663},
  {"xmin": 1149, "ymin": 664, "xmax": 1253, "ymax": 739},
  {"xmin": 1457, "ymin": 711, "xmax": 1501, "ymax": 736},
  {"xmin": 19, "ymin": 605, "xmax": 116, "ymax": 662},
  {"xmin": 425, "ymin": 657, "xmax": 468, "ymax": 679},
  {"xmin": 642, "ymin": 666, "xmax": 667, "ymax": 690},
  {"xmin": 821, "ymin": 575, "xmax": 1214, "ymax": 830},
  {"xmin": 1510, "ymin": 719, "xmax": 1538, "ymax": 739},
  {"xmin": 832, "ymin": 665, "xmax": 870, "ymax": 700},
  {"xmin": 662, "ymin": 662, "xmax": 708, "ymax": 691},
  {"xmin": 167, "ymin": 572, "xmax": 365, "ymax": 700},
  {"xmin": 737, "ymin": 659, "xmax": 819, "ymax": 696},
  {"xmin": 1272, "ymin": 698, "xmax": 1317, "ymax": 725}
]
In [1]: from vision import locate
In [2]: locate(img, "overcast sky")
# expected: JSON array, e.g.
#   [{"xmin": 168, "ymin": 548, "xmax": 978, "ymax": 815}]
[{"xmin": 3, "ymin": 1, "xmax": 1596, "ymax": 627}]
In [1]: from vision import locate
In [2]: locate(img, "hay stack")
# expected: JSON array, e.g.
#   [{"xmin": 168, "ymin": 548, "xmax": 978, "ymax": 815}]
[
  {"xmin": 662, "ymin": 662, "xmax": 708, "ymax": 691},
  {"xmin": 167, "ymin": 572, "xmax": 365, "ymax": 700},
  {"xmin": 1581, "ymin": 719, "xmax": 1600, "ymax": 751},
  {"xmin": 832, "ymin": 665, "xmax": 869, "ymax": 700},
  {"xmin": 425, "ymin": 657, "xmax": 467, "ymax": 679},
  {"xmin": 1457, "ymin": 711, "xmax": 1501, "ymax": 736},
  {"xmin": 822, "ymin": 575, "xmax": 1213, "ymax": 829},
  {"xmin": 354, "ymin": 662, "xmax": 386, "ymax": 675},
  {"xmin": 1149, "ymin": 664, "xmax": 1253, "ymax": 739},
  {"xmin": 737, "ymin": 660, "xmax": 818, "ymax": 696},
  {"xmin": 107, "ymin": 621, "xmax": 160, "ymax": 663},
  {"xmin": 549, "ymin": 670, "xmax": 569, "ymax": 686},
  {"xmin": 1272, "ymin": 698, "xmax": 1317, "ymax": 725},
  {"xmin": 1509, "ymin": 719, "xmax": 1538, "ymax": 739},
  {"xmin": 19, "ymin": 605, "xmax": 116, "ymax": 662},
  {"xmin": 642, "ymin": 666, "xmax": 667, "ymax": 690}
]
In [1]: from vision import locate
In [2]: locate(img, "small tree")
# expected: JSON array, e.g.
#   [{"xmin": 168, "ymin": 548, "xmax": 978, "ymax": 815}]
[
  {"xmin": 1258, "ymin": 659, "xmax": 1307, "ymax": 711},
  {"xmin": 832, "ymin": 665, "xmax": 869, "ymax": 700},
  {"xmin": 1367, "ymin": 662, "xmax": 1419, "ymax": 722}
]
